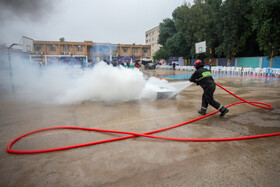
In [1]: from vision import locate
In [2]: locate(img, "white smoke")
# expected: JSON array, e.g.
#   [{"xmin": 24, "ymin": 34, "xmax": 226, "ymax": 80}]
[
  {"xmin": 55, "ymin": 62, "xmax": 146, "ymax": 104},
  {"xmin": 1, "ymin": 56, "xmax": 192, "ymax": 104}
]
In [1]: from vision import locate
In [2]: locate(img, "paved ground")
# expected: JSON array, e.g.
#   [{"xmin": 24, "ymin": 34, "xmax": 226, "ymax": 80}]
[{"xmin": 0, "ymin": 69, "xmax": 279, "ymax": 187}]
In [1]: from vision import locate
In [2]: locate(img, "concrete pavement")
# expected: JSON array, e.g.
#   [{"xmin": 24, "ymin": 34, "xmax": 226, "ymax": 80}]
[{"xmin": 0, "ymin": 69, "xmax": 279, "ymax": 186}]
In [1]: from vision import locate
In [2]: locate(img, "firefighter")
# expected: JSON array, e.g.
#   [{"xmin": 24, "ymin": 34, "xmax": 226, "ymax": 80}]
[{"xmin": 189, "ymin": 59, "xmax": 229, "ymax": 116}]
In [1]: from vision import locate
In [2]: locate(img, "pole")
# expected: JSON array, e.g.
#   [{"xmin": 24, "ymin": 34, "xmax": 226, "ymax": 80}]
[
  {"xmin": 8, "ymin": 50, "xmax": 15, "ymax": 93},
  {"xmin": 209, "ymin": 48, "xmax": 212, "ymax": 72},
  {"xmin": 8, "ymin": 44, "xmax": 19, "ymax": 93}
]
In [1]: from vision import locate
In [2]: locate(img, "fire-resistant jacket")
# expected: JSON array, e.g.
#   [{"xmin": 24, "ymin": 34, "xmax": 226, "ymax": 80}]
[{"xmin": 189, "ymin": 67, "xmax": 215, "ymax": 88}]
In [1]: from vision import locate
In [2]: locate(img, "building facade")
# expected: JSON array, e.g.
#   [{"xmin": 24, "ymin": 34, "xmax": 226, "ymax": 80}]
[
  {"xmin": 145, "ymin": 26, "xmax": 161, "ymax": 59},
  {"xmin": 31, "ymin": 40, "xmax": 151, "ymax": 65}
]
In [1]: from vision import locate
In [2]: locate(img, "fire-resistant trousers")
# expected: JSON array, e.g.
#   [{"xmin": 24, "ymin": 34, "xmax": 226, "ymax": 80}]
[{"xmin": 201, "ymin": 82, "xmax": 221, "ymax": 110}]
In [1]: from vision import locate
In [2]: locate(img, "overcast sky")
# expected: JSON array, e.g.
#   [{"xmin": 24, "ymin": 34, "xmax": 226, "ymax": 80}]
[{"xmin": 0, "ymin": 0, "xmax": 193, "ymax": 46}]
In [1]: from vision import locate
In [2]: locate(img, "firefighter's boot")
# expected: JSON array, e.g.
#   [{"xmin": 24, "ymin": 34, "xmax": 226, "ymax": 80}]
[
  {"xmin": 219, "ymin": 106, "xmax": 229, "ymax": 116},
  {"xmin": 198, "ymin": 107, "xmax": 207, "ymax": 115}
]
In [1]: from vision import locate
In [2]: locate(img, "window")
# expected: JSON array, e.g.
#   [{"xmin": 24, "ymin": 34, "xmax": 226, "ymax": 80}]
[
  {"xmin": 133, "ymin": 48, "xmax": 138, "ymax": 53},
  {"xmin": 91, "ymin": 46, "xmax": 97, "ymax": 52},
  {"xmin": 113, "ymin": 49, "xmax": 118, "ymax": 55},
  {"xmin": 27, "ymin": 45, "xmax": 31, "ymax": 51},
  {"xmin": 63, "ymin": 45, "xmax": 70, "ymax": 52},
  {"xmin": 34, "ymin": 44, "xmax": 42, "ymax": 51},
  {"xmin": 143, "ymin": 48, "xmax": 148, "ymax": 53},
  {"xmin": 146, "ymin": 40, "xmax": 148, "ymax": 43},
  {"xmin": 75, "ymin": 45, "xmax": 83, "ymax": 52},
  {"xmin": 49, "ymin": 44, "xmax": 56, "ymax": 51},
  {"xmin": 122, "ymin": 47, "xmax": 128, "ymax": 53},
  {"xmin": 111, "ymin": 46, "xmax": 118, "ymax": 55},
  {"xmin": 105, "ymin": 46, "xmax": 110, "ymax": 52}
]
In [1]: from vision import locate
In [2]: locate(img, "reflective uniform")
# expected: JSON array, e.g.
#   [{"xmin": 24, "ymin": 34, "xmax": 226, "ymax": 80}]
[{"xmin": 189, "ymin": 67, "xmax": 222, "ymax": 110}]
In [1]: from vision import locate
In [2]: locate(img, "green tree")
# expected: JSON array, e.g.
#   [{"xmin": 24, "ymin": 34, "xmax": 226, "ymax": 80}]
[
  {"xmin": 238, "ymin": 31, "xmax": 262, "ymax": 57},
  {"xmin": 172, "ymin": 3, "xmax": 193, "ymax": 59},
  {"xmin": 158, "ymin": 18, "xmax": 177, "ymax": 47},
  {"xmin": 165, "ymin": 32, "xmax": 190, "ymax": 58},
  {"xmin": 250, "ymin": 0, "xmax": 280, "ymax": 67},
  {"xmin": 158, "ymin": 16, "xmax": 190, "ymax": 58},
  {"xmin": 157, "ymin": 0, "xmax": 277, "ymax": 64},
  {"xmin": 153, "ymin": 47, "xmax": 170, "ymax": 61},
  {"xmin": 173, "ymin": 1, "xmax": 212, "ymax": 59},
  {"xmin": 203, "ymin": 0, "xmax": 223, "ymax": 58},
  {"xmin": 215, "ymin": 0, "xmax": 252, "ymax": 65},
  {"xmin": 59, "ymin": 37, "xmax": 65, "ymax": 42},
  {"xmin": 187, "ymin": 1, "xmax": 207, "ymax": 58}
]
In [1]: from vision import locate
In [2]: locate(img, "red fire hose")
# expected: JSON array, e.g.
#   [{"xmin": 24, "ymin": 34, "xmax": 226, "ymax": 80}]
[{"xmin": 7, "ymin": 83, "xmax": 280, "ymax": 154}]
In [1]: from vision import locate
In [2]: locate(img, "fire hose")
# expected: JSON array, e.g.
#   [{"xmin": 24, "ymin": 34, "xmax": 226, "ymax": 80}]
[{"xmin": 7, "ymin": 83, "xmax": 280, "ymax": 154}]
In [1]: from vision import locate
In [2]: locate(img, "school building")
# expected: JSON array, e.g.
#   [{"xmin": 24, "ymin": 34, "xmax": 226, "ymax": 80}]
[
  {"xmin": 145, "ymin": 25, "xmax": 161, "ymax": 59},
  {"xmin": 31, "ymin": 40, "xmax": 151, "ymax": 65}
]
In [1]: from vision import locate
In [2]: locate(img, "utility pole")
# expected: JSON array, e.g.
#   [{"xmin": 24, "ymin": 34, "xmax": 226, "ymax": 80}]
[{"xmin": 8, "ymin": 43, "xmax": 19, "ymax": 93}]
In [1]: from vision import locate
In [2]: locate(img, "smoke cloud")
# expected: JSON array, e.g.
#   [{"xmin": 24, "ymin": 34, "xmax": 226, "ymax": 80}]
[
  {"xmin": 0, "ymin": 53, "xmax": 192, "ymax": 105},
  {"xmin": 0, "ymin": 0, "xmax": 56, "ymax": 22}
]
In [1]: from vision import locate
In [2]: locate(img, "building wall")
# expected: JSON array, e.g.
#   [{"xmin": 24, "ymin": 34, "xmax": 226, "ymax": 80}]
[
  {"xmin": 202, "ymin": 58, "xmax": 217, "ymax": 66},
  {"xmin": 216, "ymin": 58, "xmax": 235, "ymax": 66},
  {"xmin": 145, "ymin": 26, "xmax": 161, "ymax": 59},
  {"xmin": 236, "ymin": 57, "xmax": 260, "ymax": 68},
  {"xmin": 21, "ymin": 36, "xmax": 34, "ymax": 52},
  {"xmin": 34, "ymin": 41, "xmax": 87, "ymax": 56},
  {"xmin": 33, "ymin": 40, "xmax": 151, "ymax": 64},
  {"xmin": 272, "ymin": 57, "xmax": 280, "ymax": 68},
  {"xmin": 118, "ymin": 44, "xmax": 150, "ymax": 57},
  {"xmin": 262, "ymin": 57, "xmax": 280, "ymax": 68},
  {"xmin": 188, "ymin": 57, "xmax": 280, "ymax": 68}
]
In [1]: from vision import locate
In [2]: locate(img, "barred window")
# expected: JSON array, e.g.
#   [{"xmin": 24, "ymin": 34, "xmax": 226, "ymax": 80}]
[
  {"xmin": 143, "ymin": 48, "xmax": 148, "ymax": 53},
  {"xmin": 49, "ymin": 44, "xmax": 56, "ymax": 51},
  {"xmin": 133, "ymin": 48, "xmax": 138, "ymax": 53},
  {"xmin": 75, "ymin": 45, "xmax": 83, "ymax": 52},
  {"xmin": 63, "ymin": 45, "xmax": 71, "ymax": 52},
  {"xmin": 122, "ymin": 47, "xmax": 128, "ymax": 53},
  {"xmin": 34, "ymin": 44, "xmax": 43, "ymax": 51}
]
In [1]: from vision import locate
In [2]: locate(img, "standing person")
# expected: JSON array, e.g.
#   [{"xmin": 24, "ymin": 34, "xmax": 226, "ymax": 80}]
[
  {"xmin": 135, "ymin": 61, "xmax": 140, "ymax": 68},
  {"xmin": 189, "ymin": 60, "xmax": 229, "ymax": 116},
  {"xmin": 172, "ymin": 62, "xmax": 176, "ymax": 70}
]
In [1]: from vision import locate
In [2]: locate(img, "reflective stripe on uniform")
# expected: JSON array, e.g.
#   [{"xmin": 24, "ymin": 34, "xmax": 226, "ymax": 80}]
[
  {"xmin": 202, "ymin": 71, "xmax": 212, "ymax": 77},
  {"xmin": 196, "ymin": 71, "xmax": 212, "ymax": 82}
]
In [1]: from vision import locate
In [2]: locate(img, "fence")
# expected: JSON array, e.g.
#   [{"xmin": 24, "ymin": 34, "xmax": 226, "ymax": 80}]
[{"xmin": 186, "ymin": 56, "xmax": 280, "ymax": 68}]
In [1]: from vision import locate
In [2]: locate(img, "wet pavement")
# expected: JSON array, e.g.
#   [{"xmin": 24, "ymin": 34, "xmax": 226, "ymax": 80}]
[{"xmin": 0, "ymin": 68, "xmax": 280, "ymax": 186}]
